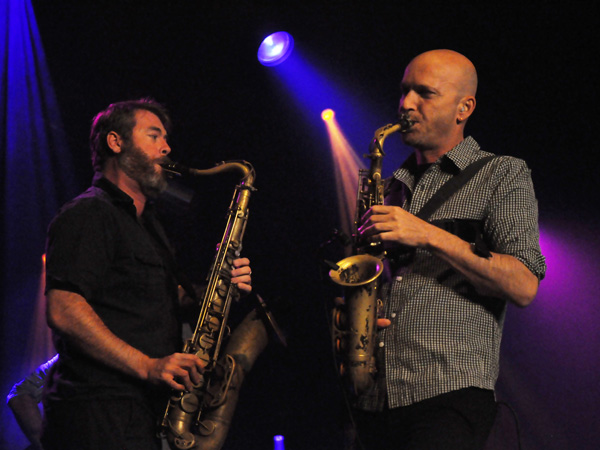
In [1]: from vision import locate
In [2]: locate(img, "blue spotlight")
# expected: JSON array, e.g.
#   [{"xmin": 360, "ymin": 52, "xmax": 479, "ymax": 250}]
[
  {"xmin": 273, "ymin": 435, "xmax": 285, "ymax": 450},
  {"xmin": 257, "ymin": 32, "xmax": 294, "ymax": 66}
]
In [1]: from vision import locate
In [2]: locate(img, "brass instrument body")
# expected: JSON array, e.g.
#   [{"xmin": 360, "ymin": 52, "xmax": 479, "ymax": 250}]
[
  {"xmin": 330, "ymin": 255, "xmax": 383, "ymax": 394},
  {"xmin": 330, "ymin": 122, "xmax": 408, "ymax": 396},
  {"xmin": 160, "ymin": 160, "xmax": 257, "ymax": 450}
]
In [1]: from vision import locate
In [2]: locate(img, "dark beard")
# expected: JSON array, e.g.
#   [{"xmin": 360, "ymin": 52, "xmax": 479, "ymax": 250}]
[{"xmin": 117, "ymin": 141, "xmax": 168, "ymax": 198}]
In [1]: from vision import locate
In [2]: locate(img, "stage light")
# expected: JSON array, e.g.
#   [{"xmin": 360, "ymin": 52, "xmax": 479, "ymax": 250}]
[
  {"xmin": 273, "ymin": 435, "xmax": 285, "ymax": 450},
  {"xmin": 321, "ymin": 108, "xmax": 335, "ymax": 121},
  {"xmin": 257, "ymin": 32, "xmax": 294, "ymax": 66},
  {"xmin": 321, "ymin": 112, "xmax": 365, "ymax": 243}
]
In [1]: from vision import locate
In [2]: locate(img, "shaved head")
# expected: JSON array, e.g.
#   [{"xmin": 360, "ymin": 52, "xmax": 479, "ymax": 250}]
[
  {"xmin": 408, "ymin": 49, "xmax": 478, "ymax": 99},
  {"xmin": 398, "ymin": 49, "xmax": 479, "ymax": 160}
]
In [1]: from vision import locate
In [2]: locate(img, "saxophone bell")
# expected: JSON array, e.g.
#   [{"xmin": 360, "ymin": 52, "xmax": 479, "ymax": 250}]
[{"xmin": 330, "ymin": 255, "xmax": 383, "ymax": 395}]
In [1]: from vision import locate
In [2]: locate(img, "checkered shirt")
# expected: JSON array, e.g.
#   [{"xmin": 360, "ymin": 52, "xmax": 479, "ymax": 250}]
[{"xmin": 356, "ymin": 136, "xmax": 546, "ymax": 411}]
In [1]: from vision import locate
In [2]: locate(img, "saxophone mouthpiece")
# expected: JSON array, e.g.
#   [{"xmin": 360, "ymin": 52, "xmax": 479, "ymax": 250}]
[
  {"xmin": 160, "ymin": 157, "xmax": 188, "ymax": 177},
  {"xmin": 398, "ymin": 114, "xmax": 415, "ymax": 132}
]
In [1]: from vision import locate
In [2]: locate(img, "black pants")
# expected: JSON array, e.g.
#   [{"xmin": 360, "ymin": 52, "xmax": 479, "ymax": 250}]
[
  {"xmin": 41, "ymin": 397, "xmax": 162, "ymax": 450},
  {"xmin": 353, "ymin": 388, "xmax": 497, "ymax": 450}
]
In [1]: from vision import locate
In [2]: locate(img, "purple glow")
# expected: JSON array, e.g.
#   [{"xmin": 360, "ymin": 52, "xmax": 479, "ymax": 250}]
[
  {"xmin": 536, "ymin": 223, "xmax": 599, "ymax": 322},
  {"xmin": 257, "ymin": 32, "xmax": 294, "ymax": 66},
  {"xmin": 496, "ymin": 217, "xmax": 600, "ymax": 449}
]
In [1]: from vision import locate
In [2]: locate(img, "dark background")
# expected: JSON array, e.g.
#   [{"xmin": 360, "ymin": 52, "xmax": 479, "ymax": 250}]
[{"xmin": 2, "ymin": 2, "xmax": 598, "ymax": 449}]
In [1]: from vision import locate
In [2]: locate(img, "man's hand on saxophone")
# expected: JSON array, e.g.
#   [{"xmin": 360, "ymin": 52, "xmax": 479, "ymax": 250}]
[
  {"xmin": 145, "ymin": 353, "xmax": 206, "ymax": 392},
  {"xmin": 231, "ymin": 257, "xmax": 253, "ymax": 295},
  {"xmin": 145, "ymin": 257, "xmax": 252, "ymax": 392},
  {"xmin": 358, "ymin": 204, "xmax": 434, "ymax": 249}
]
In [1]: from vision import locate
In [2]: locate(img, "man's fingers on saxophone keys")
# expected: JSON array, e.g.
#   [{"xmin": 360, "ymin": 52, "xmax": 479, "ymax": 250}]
[
  {"xmin": 231, "ymin": 257, "xmax": 252, "ymax": 294},
  {"xmin": 159, "ymin": 354, "xmax": 205, "ymax": 391}
]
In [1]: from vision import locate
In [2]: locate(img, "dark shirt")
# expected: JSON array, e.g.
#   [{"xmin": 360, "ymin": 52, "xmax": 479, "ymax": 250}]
[{"xmin": 44, "ymin": 174, "xmax": 180, "ymax": 405}]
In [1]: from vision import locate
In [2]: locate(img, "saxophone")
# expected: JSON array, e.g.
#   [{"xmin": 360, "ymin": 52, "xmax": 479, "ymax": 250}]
[
  {"xmin": 329, "ymin": 117, "xmax": 413, "ymax": 396},
  {"xmin": 159, "ymin": 159, "xmax": 262, "ymax": 450}
]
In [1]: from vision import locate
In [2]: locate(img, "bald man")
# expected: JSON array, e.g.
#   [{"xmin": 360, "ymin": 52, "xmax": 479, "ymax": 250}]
[{"xmin": 351, "ymin": 50, "xmax": 546, "ymax": 449}]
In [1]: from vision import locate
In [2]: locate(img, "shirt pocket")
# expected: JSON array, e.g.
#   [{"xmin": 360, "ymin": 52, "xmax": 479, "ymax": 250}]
[{"xmin": 129, "ymin": 248, "xmax": 168, "ymax": 299}]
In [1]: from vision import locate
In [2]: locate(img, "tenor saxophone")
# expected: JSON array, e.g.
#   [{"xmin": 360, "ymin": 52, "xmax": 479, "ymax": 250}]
[
  {"xmin": 329, "ymin": 117, "xmax": 413, "ymax": 396},
  {"xmin": 159, "ymin": 159, "xmax": 263, "ymax": 450}
]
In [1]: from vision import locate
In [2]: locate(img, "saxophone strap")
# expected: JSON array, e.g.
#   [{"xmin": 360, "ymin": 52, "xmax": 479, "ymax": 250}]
[{"xmin": 415, "ymin": 155, "xmax": 496, "ymax": 221}]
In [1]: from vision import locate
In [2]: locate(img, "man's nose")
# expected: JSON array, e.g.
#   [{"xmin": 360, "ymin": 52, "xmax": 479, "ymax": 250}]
[
  {"xmin": 161, "ymin": 140, "xmax": 171, "ymax": 155},
  {"xmin": 399, "ymin": 91, "xmax": 417, "ymax": 112}
]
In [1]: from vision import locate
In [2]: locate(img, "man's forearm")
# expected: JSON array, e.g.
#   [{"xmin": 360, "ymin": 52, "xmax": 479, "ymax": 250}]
[
  {"xmin": 46, "ymin": 289, "xmax": 151, "ymax": 380},
  {"xmin": 426, "ymin": 227, "xmax": 539, "ymax": 307}
]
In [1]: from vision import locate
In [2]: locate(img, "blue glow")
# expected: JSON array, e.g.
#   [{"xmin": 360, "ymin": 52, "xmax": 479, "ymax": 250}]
[
  {"xmin": 266, "ymin": 50, "xmax": 410, "ymax": 176},
  {"xmin": 258, "ymin": 32, "xmax": 294, "ymax": 66},
  {"xmin": 1, "ymin": 1, "xmax": 75, "ymax": 449},
  {"xmin": 273, "ymin": 435, "xmax": 285, "ymax": 450}
]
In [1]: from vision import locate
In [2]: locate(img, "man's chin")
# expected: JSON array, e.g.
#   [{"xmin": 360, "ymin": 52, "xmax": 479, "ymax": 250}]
[
  {"xmin": 141, "ymin": 176, "xmax": 168, "ymax": 199},
  {"xmin": 401, "ymin": 132, "xmax": 418, "ymax": 147}
]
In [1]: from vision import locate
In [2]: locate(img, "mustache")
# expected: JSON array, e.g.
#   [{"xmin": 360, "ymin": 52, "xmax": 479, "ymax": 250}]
[{"xmin": 155, "ymin": 156, "xmax": 171, "ymax": 166}]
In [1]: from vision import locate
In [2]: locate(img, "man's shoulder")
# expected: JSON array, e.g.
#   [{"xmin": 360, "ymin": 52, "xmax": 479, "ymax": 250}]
[
  {"xmin": 459, "ymin": 139, "xmax": 531, "ymax": 180},
  {"xmin": 61, "ymin": 186, "xmax": 115, "ymax": 213},
  {"xmin": 49, "ymin": 186, "xmax": 120, "ymax": 231},
  {"xmin": 483, "ymin": 154, "xmax": 531, "ymax": 181}
]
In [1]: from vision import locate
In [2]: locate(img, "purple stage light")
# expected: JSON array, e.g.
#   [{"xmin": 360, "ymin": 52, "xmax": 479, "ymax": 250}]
[{"xmin": 257, "ymin": 32, "xmax": 294, "ymax": 66}]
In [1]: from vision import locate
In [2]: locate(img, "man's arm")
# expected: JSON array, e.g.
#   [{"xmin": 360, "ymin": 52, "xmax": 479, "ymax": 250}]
[
  {"xmin": 360, "ymin": 205, "xmax": 539, "ymax": 307},
  {"xmin": 426, "ymin": 223, "xmax": 539, "ymax": 306},
  {"xmin": 46, "ymin": 289, "xmax": 204, "ymax": 390}
]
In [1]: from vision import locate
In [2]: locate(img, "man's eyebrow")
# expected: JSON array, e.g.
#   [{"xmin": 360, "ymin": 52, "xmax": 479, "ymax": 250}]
[{"xmin": 147, "ymin": 125, "xmax": 167, "ymax": 137}]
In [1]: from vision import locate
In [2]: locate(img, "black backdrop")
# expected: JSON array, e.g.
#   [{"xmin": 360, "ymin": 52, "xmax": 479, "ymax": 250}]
[{"xmin": 3, "ymin": 2, "xmax": 598, "ymax": 449}]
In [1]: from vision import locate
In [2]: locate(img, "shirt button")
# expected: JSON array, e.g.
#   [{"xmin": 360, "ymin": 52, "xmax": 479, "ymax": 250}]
[
  {"xmin": 391, "ymin": 313, "xmax": 397, "ymax": 318},
  {"xmin": 378, "ymin": 341, "xmax": 384, "ymax": 348}
]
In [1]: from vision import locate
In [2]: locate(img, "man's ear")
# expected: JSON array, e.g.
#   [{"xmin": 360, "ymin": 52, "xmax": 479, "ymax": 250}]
[
  {"xmin": 457, "ymin": 96, "xmax": 476, "ymax": 123},
  {"xmin": 106, "ymin": 131, "xmax": 123, "ymax": 154}
]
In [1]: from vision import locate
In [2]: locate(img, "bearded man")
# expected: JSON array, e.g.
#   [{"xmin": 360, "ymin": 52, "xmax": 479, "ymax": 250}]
[{"xmin": 41, "ymin": 99, "xmax": 252, "ymax": 450}]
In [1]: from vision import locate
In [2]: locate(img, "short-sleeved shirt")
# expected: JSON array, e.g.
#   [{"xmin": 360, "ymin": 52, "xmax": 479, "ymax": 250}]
[
  {"xmin": 44, "ymin": 174, "xmax": 180, "ymax": 404},
  {"xmin": 356, "ymin": 137, "xmax": 546, "ymax": 411},
  {"xmin": 7, "ymin": 354, "xmax": 59, "ymax": 404}
]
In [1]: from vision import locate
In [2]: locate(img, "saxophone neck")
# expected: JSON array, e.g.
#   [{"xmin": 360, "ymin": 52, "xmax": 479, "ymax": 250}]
[
  {"xmin": 370, "ymin": 122, "xmax": 401, "ymax": 154},
  {"xmin": 160, "ymin": 158, "xmax": 256, "ymax": 188}
]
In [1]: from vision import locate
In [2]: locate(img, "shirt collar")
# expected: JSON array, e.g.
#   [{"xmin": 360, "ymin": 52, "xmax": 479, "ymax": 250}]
[
  {"xmin": 441, "ymin": 136, "xmax": 482, "ymax": 171},
  {"xmin": 92, "ymin": 172, "xmax": 144, "ymax": 217},
  {"xmin": 393, "ymin": 136, "xmax": 482, "ymax": 184}
]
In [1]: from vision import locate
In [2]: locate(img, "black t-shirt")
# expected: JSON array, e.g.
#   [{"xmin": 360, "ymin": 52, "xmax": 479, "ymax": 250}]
[{"xmin": 44, "ymin": 174, "xmax": 180, "ymax": 405}]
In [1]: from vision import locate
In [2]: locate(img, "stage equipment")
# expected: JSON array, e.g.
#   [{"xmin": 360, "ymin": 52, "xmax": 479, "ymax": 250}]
[{"xmin": 257, "ymin": 31, "xmax": 294, "ymax": 66}]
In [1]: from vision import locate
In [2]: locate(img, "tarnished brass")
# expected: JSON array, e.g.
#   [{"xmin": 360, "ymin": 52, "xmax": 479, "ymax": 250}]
[
  {"xmin": 330, "ymin": 121, "xmax": 409, "ymax": 396},
  {"xmin": 160, "ymin": 159, "xmax": 265, "ymax": 450}
]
